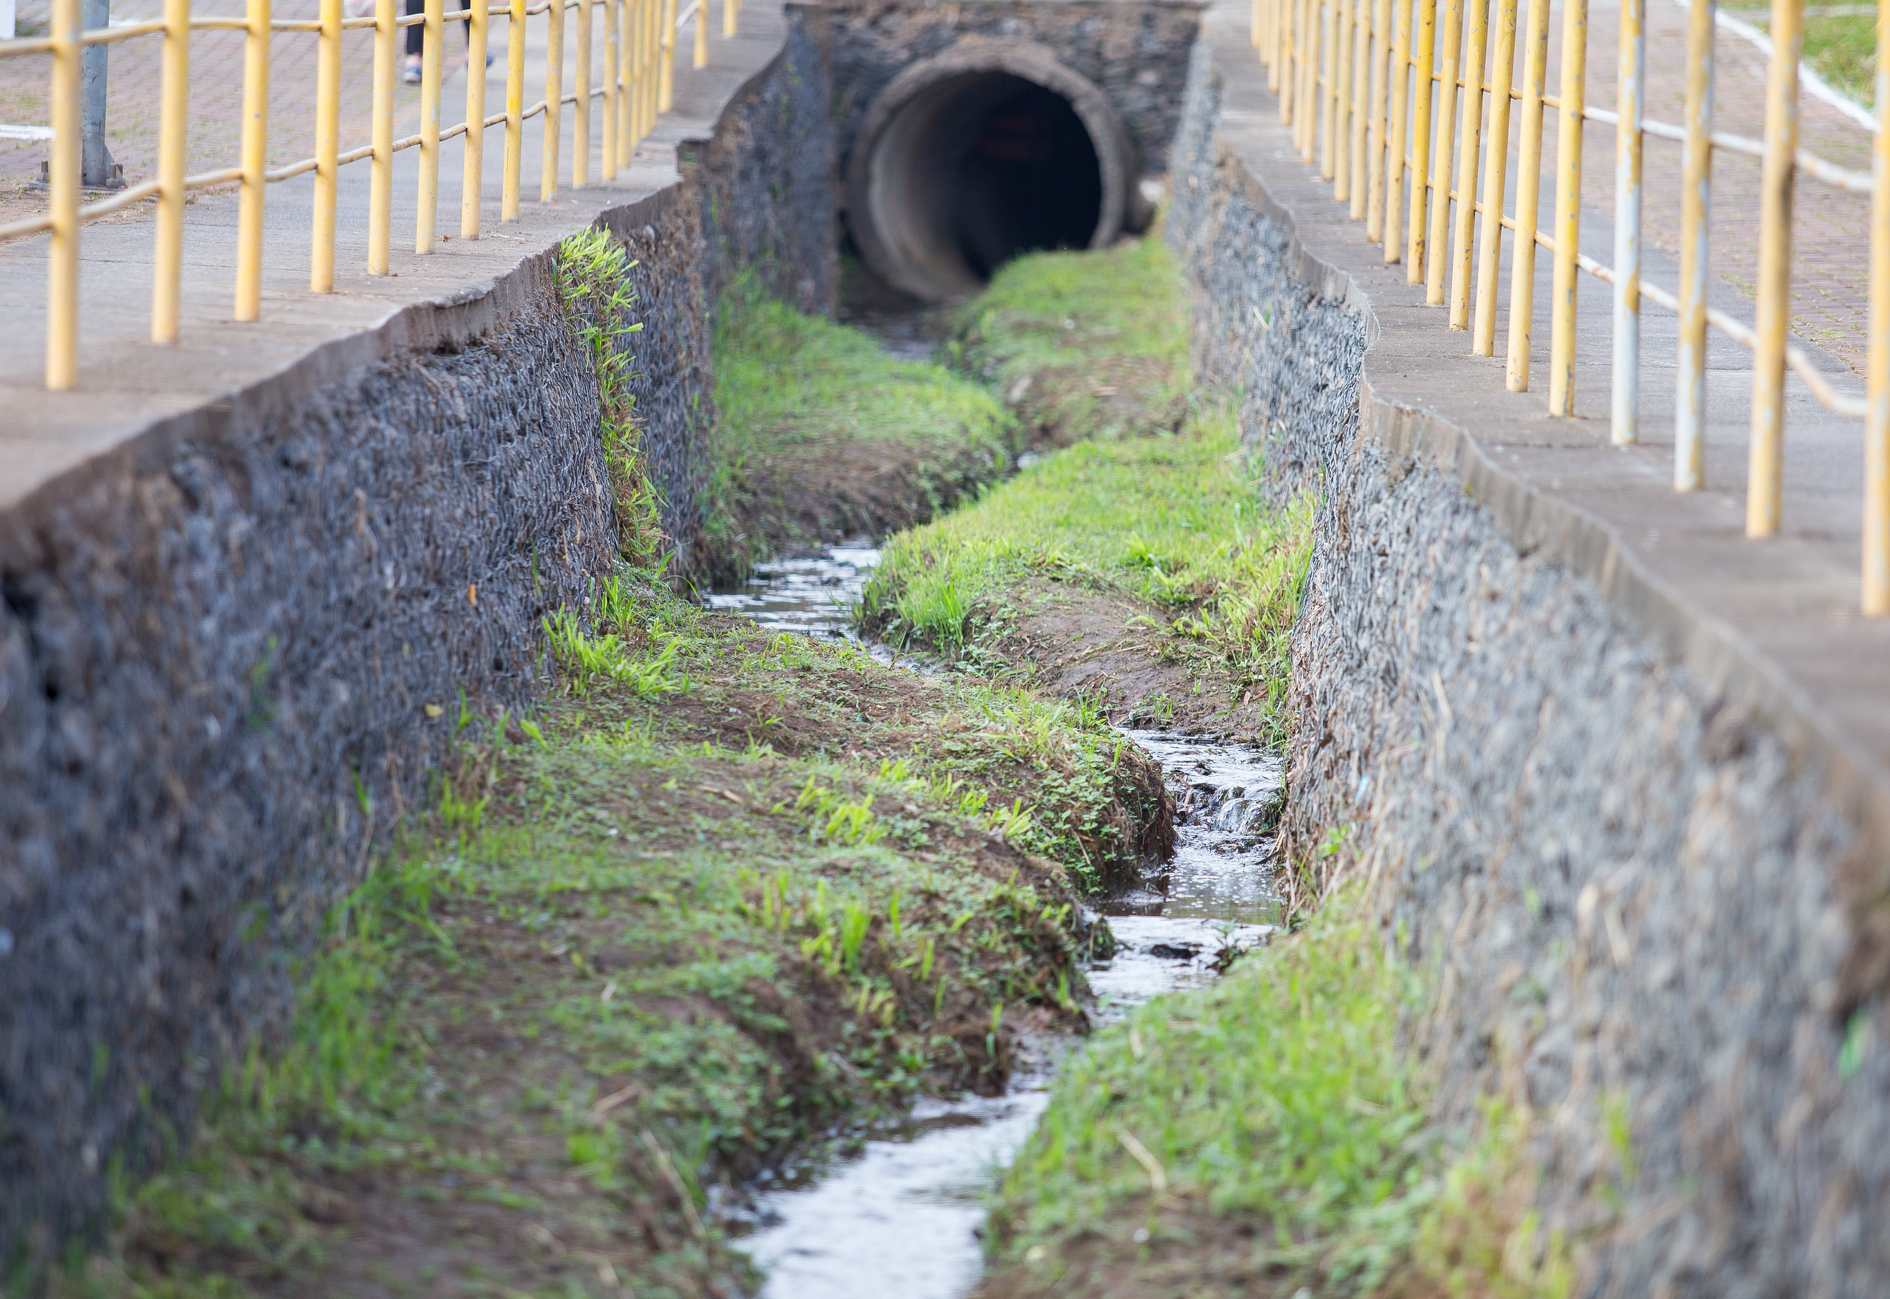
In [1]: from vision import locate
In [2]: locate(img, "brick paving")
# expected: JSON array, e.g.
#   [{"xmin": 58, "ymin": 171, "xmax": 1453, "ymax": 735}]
[{"xmin": 1574, "ymin": 0, "xmax": 1874, "ymax": 373}]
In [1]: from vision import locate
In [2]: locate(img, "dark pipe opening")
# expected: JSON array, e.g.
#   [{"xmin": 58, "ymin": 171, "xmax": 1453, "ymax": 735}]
[
  {"xmin": 848, "ymin": 54, "xmax": 1130, "ymax": 302},
  {"xmin": 951, "ymin": 78, "xmax": 1103, "ymax": 280}
]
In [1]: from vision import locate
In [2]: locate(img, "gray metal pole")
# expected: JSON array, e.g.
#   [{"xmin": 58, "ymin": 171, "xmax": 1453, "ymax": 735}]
[{"xmin": 80, "ymin": 0, "xmax": 119, "ymax": 188}]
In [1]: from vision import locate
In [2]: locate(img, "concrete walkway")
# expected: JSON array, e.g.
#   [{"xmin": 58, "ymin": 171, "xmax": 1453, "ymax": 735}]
[
  {"xmin": 1205, "ymin": 0, "xmax": 1890, "ymax": 813},
  {"xmin": 0, "ymin": 0, "xmax": 784, "ymax": 512}
]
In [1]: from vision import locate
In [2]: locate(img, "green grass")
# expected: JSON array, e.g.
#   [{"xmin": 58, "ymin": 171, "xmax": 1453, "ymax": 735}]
[
  {"xmin": 984, "ymin": 894, "xmax": 1574, "ymax": 1299},
  {"xmin": 704, "ymin": 283, "xmax": 1016, "ymax": 580},
  {"xmin": 46, "ymin": 578, "xmax": 1164, "ymax": 1298},
  {"xmin": 1728, "ymin": 3, "xmax": 1876, "ymax": 107},
  {"xmin": 945, "ymin": 234, "xmax": 1192, "ymax": 443},
  {"xmin": 860, "ymin": 404, "xmax": 1313, "ymax": 728}
]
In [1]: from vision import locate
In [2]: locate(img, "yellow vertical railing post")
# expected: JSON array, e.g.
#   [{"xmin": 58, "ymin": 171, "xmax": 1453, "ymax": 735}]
[
  {"xmin": 369, "ymin": 0, "xmax": 395, "ymax": 272},
  {"xmin": 1323, "ymin": 0, "xmax": 1340, "ymax": 179},
  {"xmin": 1365, "ymin": 0, "xmax": 1391, "ymax": 239},
  {"xmin": 312, "ymin": 0, "xmax": 342, "ymax": 290},
  {"xmin": 1301, "ymin": 0, "xmax": 1319, "ymax": 158},
  {"xmin": 416, "ymin": 0, "xmax": 443, "ymax": 252},
  {"xmin": 1864, "ymin": 1, "xmax": 1890, "ymax": 610},
  {"xmin": 46, "ymin": 0, "xmax": 82, "ymax": 388},
  {"xmin": 1285, "ymin": 0, "xmax": 1300, "ymax": 127},
  {"xmin": 1611, "ymin": 0, "xmax": 1644, "ymax": 444},
  {"xmin": 151, "ymin": 0, "xmax": 189, "ymax": 341},
  {"xmin": 462, "ymin": 0, "xmax": 489, "ymax": 239},
  {"xmin": 1273, "ymin": 0, "xmax": 1291, "ymax": 102},
  {"xmin": 645, "ymin": 0, "xmax": 660, "ymax": 130},
  {"xmin": 1747, "ymin": 0, "xmax": 1801, "ymax": 536},
  {"xmin": 1675, "ymin": 0, "xmax": 1715, "ymax": 488},
  {"xmin": 503, "ymin": 0, "xmax": 526, "ymax": 218},
  {"xmin": 1504, "ymin": 0, "xmax": 1549, "ymax": 388},
  {"xmin": 641, "ymin": 0, "xmax": 656, "ymax": 137},
  {"xmin": 723, "ymin": 0, "xmax": 735, "ymax": 37},
  {"xmin": 1424, "ymin": 0, "xmax": 1462, "ymax": 305},
  {"xmin": 659, "ymin": 0, "xmax": 676, "ymax": 111},
  {"xmin": 617, "ymin": 0, "xmax": 633, "ymax": 162},
  {"xmin": 1472, "ymin": 0, "xmax": 1517, "ymax": 352},
  {"xmin": 1349, "ymin": 0, "xmax": 1370, "ymax": 216},
  {"xmin": 1338, "ymin": 0, "xmax": 1353, "ymax": 196},
  {"xmin": 694, "ymin": 0, "xmax": 708, "ymax": 70},
  {"xmin": 1384, "ymin": 0, "xmax": 1411, "ymax": 261},
  {"xmin": 1447, "ymin": 0, "xmax": 1488, "ymax": 327},
  {"xmin": 1296, "ymin": 0, "xmax": 1314, "ymax": 148},
  {"xmin": 601, "ymin": 0, "xmax": 618, "ymax": 178},
  {"xmin": 1405, "ymin": 0, "xmax": 1436, "ymax": 277},
  {"xmin": 542, "ymin": 0, "xmax": 565, "ymax": 201},
  {"xmin": 575, "ymin": 0, "xmax": 593, "ymax": 186},
  {"xmin": 635, "ymin": 0, "xmax": 650, "ymax": 140},
  {"xmin": 630, "ymin": 0, "xmax": 644, "ymax": 141},
  {"xmin": 234, "ymin": 0, "xmax": 270, "ymax": 321},
  {"xmin": 1546, "ymin": 0, "xmax": 1588, "ymax": 414}
]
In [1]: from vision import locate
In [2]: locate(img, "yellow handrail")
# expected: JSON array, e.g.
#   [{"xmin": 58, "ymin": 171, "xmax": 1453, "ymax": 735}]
[
  {"xmin": 3, "ymin": 0, "xmax": 736, "ymax": 386},
  {"xmin": 1255, "ymin": 0, "xmax": 1890, "ymax": 609}
]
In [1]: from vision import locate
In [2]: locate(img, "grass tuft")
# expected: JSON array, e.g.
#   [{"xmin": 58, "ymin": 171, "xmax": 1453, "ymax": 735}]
[
  {"xmin": 861, "ymin": 402, "xmax": 1313, "ymax": 741},
  {"xmin": 983, "ymin": 892, "xmax": 1575, "ymax": 1299},
  {"xmin": 703, "ymin": 282, "xmax": 1016, "ymax": 581},
  {"xmin": 945, "ymin": 234, "xmax": 1192, "ymax": 444}
]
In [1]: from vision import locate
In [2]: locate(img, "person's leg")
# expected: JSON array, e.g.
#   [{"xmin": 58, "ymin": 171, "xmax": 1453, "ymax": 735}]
[{"xmin": 402, "ymin": 0, "xmax": 423, "ymax": 80}]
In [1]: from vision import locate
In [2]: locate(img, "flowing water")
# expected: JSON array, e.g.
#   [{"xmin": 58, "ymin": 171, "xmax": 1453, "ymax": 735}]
[{"xmin": 711, "ymin": 546, "xmax": 1283, "ymax": 1299}]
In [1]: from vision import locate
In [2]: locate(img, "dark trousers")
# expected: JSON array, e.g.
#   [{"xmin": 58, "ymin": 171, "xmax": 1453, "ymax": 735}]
[{"xmin": 405, "ymin": 0, "xmax": 472, "ymax": 56}]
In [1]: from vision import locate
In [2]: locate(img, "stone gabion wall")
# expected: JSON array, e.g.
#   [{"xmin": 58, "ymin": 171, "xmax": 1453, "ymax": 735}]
[
  {"xmin": 0, "ymin": 298, "xmax": 618, "ymax": 1258},
  {"xmin": 1169, "ymin": 40, "xmax": 1890, "ymax": 1299},
  {"xmin": 0, "ymin": 7, "xmax": 835, "ymax": 1261},
  {"xmin": 694, "ymin": 3, "xmax": 839, "ymax": 318},
  {"xmin": 637, "ymin": 4, "xmax": 839, "ymax": 574},
  {"xmin": 827, "ymin": 0, "xmax": 1203, "ymax": 183}
]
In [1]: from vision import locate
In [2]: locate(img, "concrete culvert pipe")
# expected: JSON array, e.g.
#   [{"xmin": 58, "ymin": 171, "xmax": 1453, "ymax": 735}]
[{"xmin": 846, "ymin": 41, "xmax": 1135, "ymax": 302}]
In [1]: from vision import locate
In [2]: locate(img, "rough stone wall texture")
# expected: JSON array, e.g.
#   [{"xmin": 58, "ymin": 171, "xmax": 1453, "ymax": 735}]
[
  {"xmin": 692, "ymin": 4, "xmax": 838, "ymax": 318},
  {"xmin": 622, "ymin": 6, "xmax": 838, "ymax": 575},
  {"xmin": 826, "ymin": 0, "xmax": 1203, "ymax": 184},
  {"xmin": 1169, "ymin": 40, "xmax": 1890, "ymax": 1299},
  {"xmin": 0, "ymin": 8, "xmax": 835, "ymax": 1260}
]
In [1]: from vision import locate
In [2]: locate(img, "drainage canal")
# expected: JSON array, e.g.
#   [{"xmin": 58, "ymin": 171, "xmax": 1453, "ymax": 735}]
[
  {"xmin": 846, "ymin": 44, "xmax": 1137, "ymax": 301},
  {"xmin": 710, "ymin": 548, "xmax": 1284, "ymax": 1299}
]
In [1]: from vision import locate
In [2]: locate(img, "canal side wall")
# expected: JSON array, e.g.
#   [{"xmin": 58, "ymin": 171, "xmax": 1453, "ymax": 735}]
[
  {"xmin": 1169, "ymin": 32, "xmax": 1890, "ymax": 1299},
  {"xmin": 0, "ymin": 9, "xmax": 834, "ymax": 1258}
]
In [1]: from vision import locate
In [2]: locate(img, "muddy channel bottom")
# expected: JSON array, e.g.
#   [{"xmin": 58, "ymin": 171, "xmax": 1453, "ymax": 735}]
[{"xmin": 709, "ymin": 546, "xmax": 1284, "ymax": 1299}]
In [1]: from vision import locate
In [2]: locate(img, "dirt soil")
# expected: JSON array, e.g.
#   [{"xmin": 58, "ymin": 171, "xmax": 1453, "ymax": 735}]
[
  {"xmin": 88, "ymin": 606, "xmax": 1172, "ymax": 1299},
  {"xmin": 712, "ymin": 436, "xmax": 1001, "ymax": 579},
  {"xmin": 967, "ymin": 577, "xmax": 1275, "ymax": 741}
]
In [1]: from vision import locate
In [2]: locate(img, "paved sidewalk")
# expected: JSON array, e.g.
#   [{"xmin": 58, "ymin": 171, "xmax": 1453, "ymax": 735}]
[
  {"xmin": 1581, "ymin": 0, "xmax": 1877, "ymax": 374},
  {"xmin": 0, "ymin": 0, "xmax": 487, "ymax": 223}
]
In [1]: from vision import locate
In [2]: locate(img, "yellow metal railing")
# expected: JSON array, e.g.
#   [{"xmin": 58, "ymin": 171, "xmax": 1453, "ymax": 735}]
[
  {"xmin": 1252, "ymin": 0, "xmax": 1890, "ymax": 615},
  {"xmin": 1, "ymin": 0, "xmax": 736, "ymax": 388}
]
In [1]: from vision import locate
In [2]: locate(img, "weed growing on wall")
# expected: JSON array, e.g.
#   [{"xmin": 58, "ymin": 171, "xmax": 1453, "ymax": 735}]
[{"xmin": 558, "ymin": 227, "xmax": 665, "ymax": 569}]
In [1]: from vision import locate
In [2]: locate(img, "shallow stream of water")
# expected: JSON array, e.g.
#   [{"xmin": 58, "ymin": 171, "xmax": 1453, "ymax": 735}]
[{"xmin": 711, "ymin": 547, "xmax": 1283, "ymax": 1299}]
